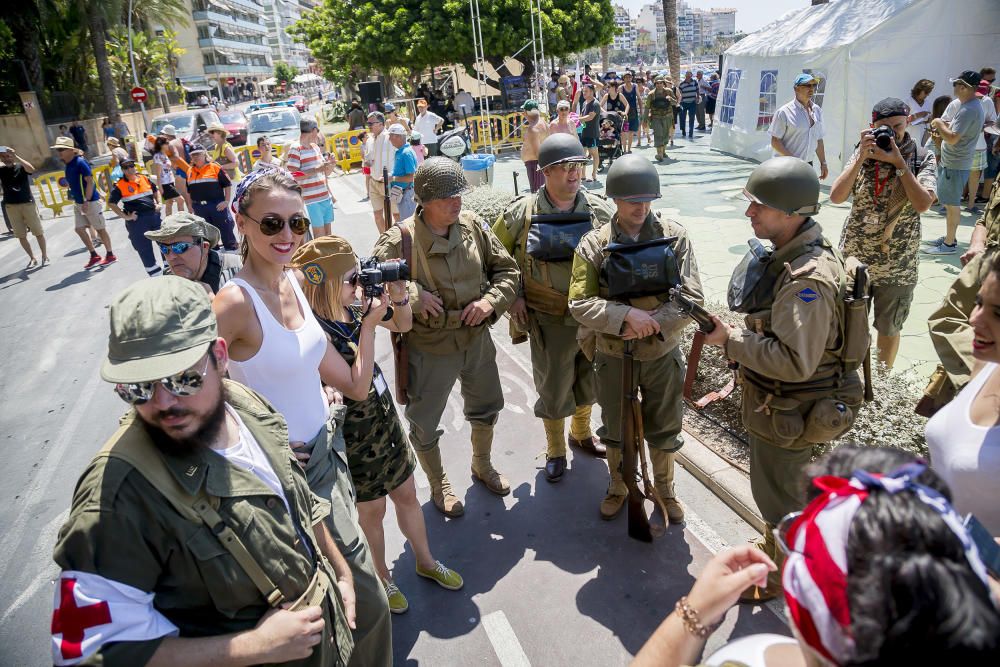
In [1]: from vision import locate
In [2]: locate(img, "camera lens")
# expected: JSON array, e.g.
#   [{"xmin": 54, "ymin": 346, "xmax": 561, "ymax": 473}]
[{"xmin": 873, "ymin": 126, "xmax": 893, "ymax": 151}]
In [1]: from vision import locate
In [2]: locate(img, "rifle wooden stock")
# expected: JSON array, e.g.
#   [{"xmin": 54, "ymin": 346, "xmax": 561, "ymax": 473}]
[
  {"xmin": 621, "ymin": 341, "xmax": 652, "ymax": 542},
  {"xmin": 382, "ymin": 167, "xmax": 391, "ymax": 218}
]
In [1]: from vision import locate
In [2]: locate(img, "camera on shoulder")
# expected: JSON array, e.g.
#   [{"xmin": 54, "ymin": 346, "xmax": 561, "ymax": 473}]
[{"xmin": 357, "ymin": 257, "xmax": 410, "ymax": 298}]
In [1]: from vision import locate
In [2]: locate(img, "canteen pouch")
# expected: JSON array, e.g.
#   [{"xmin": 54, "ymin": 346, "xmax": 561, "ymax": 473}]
[
  {"xmin": 601, "ymin": 236, "xmax": 680, "ymax": 300},
  {"xmin": 915, "ymin": 364, "xmax": 956, "ymax": 418},
  {"xmin": 742, "ymin": 383, "xmax": 804, "ymax": 448},
  {"xmin": 526, "ymin": 212, "xmax": 594, "ymax": 262},
  {"xmin": 802, "ymin": 397, "xmax": 856, "ymax": 443},
  {"xmin": 841, "ymin": 295, "xmax": 871, "ymax": 372}
]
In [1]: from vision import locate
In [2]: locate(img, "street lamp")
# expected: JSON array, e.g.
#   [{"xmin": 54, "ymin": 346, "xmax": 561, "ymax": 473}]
[{"xmin": 127, "ymin": 0, "xmax": 150, "ymax": 132}]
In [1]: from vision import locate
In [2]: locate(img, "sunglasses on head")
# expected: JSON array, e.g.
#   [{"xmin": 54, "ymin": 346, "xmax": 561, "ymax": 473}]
[
  {"xmin": 114, "ymin": 356, "xmax": 211, "ymax": 405},
  {"xmin": 158, "ymin": 240, "xmax": 200, "ymax": 257},
  {"xmin": 242, "ymin": 212, "xmax": 311, "ymax": 236}
]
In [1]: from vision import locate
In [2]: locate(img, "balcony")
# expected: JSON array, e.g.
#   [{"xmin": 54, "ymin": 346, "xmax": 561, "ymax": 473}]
[
  {"xmin": 199, "ymin": 37, "xmax": 271, "ymax": 54},
  {"xmin": 205, "ymin": 64, "xmax": 273, "ymax": 75},
  {"xmin": 193, "ymin": 10, "xmax": 268, "ymax": 34}
]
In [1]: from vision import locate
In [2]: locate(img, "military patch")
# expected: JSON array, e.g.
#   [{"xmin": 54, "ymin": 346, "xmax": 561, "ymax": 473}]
[
  {"xmin": 304, "ymin": 263, "xmax": 325, "ymax": 285},
  {"xmin": 796, "ymin": 287, "xmax": 819, "ymax": 303}
]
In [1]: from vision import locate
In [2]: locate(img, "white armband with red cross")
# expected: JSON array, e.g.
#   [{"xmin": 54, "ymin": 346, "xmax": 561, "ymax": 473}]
[{"xmin": 51, "ymin": 571, "xmax": 179, "ymax": 665}]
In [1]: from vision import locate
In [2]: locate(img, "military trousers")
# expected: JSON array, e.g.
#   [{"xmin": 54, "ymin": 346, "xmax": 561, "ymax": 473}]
[
  {"xmin": 593, "ymin": 347, "xmax": 685, "ymax": 452},
  {"xmin": 303, "ymin": 409, "xmax": 392, "ymax": 667},
  {"xmin": 529, "ymin": 320, "xmax": 596, "ymax": 420},
  {"xmin": 748, "ymin": 434, "xmax": 812, "ymax": 526},
  {"xmin": 405, "ymin": 330, "xmax": 504, "ymax": 451},
  {"xmin": 650, "ymin": 116, "xmax": 672, "ymax": 148}
]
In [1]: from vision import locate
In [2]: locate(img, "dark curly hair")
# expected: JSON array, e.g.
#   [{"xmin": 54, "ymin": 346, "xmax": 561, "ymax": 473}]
[{"xmin": 805, "ymin": 445, "xmax": 1000, "ymax": 665}]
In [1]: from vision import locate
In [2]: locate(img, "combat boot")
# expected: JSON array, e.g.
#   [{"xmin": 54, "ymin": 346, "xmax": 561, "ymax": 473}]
[
  {"xmin": 740, "ymin": 524, "xmax": 784, "ymax": 602},
  {"xmin": 470, "ymin": 423, "xmax": 510, "ymax": 496},
  {"xmin": 415, "ymin": 445, "xmax": 464, "ymax": 517},
  {"xmin": 543, "ymin": 418, "xmax": 567, "ymax": 482},
  {"xmin": 649, "ymin": 449, "xmax": 684, "ymax": 524},
  {"xmin": 601, "ymin": 447, "xmax": 628, "ymax": 519},
  {"xmin": 568, "ymin": 404, "xmax": 606, "ymax": 458}
]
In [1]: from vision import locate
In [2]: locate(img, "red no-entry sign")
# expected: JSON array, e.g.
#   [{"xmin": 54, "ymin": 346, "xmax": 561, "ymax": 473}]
[{"xmin": 130, "ymin": 86, "xmax": 147, "ymax": 103}]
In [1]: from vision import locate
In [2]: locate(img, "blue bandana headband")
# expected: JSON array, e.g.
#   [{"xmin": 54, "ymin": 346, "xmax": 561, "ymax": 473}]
[{"xmin": 230, "ymin": 165, "xmax": 297, "ymax": 215}]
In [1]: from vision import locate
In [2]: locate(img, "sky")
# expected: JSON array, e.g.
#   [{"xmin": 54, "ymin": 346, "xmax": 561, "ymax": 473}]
[{"xmin": 615, "ymin": 0, "xmax": 809, "ymax": 34}]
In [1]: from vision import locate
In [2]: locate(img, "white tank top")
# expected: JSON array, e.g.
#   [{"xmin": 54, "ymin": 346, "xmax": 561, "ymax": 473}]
[{"xmin": 226, "ymin": 271, "xmax": 329, "ymax": 442}]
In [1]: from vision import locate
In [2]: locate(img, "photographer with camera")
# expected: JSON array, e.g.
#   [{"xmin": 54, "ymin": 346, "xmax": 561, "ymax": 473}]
[{"xmin": 831, "ymin": 97, "xmax": 936, "ymax": 370}]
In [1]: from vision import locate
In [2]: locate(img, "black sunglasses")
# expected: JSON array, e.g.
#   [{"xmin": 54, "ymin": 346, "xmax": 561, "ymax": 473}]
[{"xmin": 242, "ymin": 212, "xmax": 311, "ymax": 236}]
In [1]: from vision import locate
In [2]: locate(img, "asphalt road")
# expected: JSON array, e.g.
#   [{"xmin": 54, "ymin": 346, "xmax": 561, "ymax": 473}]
[{"xmin": 0, "ymin": 167, "xmax": 788, "ymax": 665}]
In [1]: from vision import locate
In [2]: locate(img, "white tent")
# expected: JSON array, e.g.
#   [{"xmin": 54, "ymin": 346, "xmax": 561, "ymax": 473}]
[{"xmin": 710, "ymin": 0, "xmax": 1000, "ymax": 175}]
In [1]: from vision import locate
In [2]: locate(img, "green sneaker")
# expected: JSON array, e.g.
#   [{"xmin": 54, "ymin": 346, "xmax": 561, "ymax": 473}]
[
  {"xmin": 383, "ymin": 581, "xmax": 408, "ymax": 614},
  {"xmin": 416, "ymin": 560, "xmax": 464, "ymax": 591}
]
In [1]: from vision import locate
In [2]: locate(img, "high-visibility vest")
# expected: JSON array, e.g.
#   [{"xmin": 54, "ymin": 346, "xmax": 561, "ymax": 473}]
[
  {"xmin": 187, "ymin": 161, "xmax": 224, "ymax": 187},
  {"xmin": 187, "ymin": 161, "xmax": 227, "ymax": 203},
  {"xmin": 114, "ymin": 174, "xmax": 154, "ymax": 203}
]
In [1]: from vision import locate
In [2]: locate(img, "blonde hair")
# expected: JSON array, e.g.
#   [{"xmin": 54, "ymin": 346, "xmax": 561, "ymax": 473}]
[{"xmin": 301, "ymin": 271, "xmax": 344, "ymax": 322}]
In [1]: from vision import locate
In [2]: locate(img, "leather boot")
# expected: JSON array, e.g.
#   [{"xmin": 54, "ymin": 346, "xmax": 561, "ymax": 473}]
[
  {"xmin": 470, "ymin": 423, "xmax": 510, "ymax": 496},
  {"xmin": 414, "ymin": 445, "xmax": 464, "ymax": 517},
  {"xmin": 568, "ymin": 405, "xmax": 606, "ymax": 458},
  {"xmin": 600, "ymin": 448, "xmax": 628, "ymax": 519},
  {"xmin": 543, "ymin": 418, "xmax": 567, "ymax": 483},
  {"xmin": 649, "ymin": 449, "xmax": 684, "ymax": 524},
  {"xmin": 740, "ymin": 525, "xmax": 784, "ymax": 602}
]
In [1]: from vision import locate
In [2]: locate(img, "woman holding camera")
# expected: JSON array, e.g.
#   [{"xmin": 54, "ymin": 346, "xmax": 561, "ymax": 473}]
[{"xmin": 294, "ymin": 236, "xmax": 464, "ymax": 616}]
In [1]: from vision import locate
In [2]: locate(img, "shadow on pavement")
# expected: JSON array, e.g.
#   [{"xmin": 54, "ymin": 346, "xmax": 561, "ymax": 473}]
[{"xmin": 45, "ymin": 270, "xmax": 93, "ymax": 292}]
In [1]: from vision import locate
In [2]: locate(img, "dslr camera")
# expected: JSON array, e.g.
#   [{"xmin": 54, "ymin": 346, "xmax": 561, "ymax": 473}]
[
  {"xmin": 357, "ymin": 257, "xmax": 410, "ymax": 298},
  {"xmin": 871, "ymin": 125, "xmax": 894, "ymax": 152}
]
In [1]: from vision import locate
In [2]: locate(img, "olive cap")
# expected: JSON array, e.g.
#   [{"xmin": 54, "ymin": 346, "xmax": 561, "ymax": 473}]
[
  {"xmin": 102, "ymin": 277, "xmax": 217, "ymax": 384},
  {"xmin": 144, "ymin": 211, "xmax": 221, "ymax": 248},
  {"xmin": 414, "ymin": 157, "xmax": 469, "ymax": 203},
  {"xmin": 537, "ymin": 133, "xmax": 589, "ymax": 170},
  {"xmin": 290, "ymin": 235, "xmax": 356, "ymax": 285},
  {"xmin": 743, "ymin": 156, "xmax": 820, "ymax": 216},
  {"xmin": 605, "ymin": 154, "xmax": 661, "ymax": 202}
]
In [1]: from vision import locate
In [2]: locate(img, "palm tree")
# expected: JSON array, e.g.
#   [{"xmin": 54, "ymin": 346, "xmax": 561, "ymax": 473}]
[
  {"xmin": 601, "ymin": 44, "xmax": 609, "ymax": 74},
  {"xmin": 661, "ymin": 0, "xmax": 679, "ymax": 84},
  {"xmin": 83, "ymin": 4, "xmax": 120, "ymax": 119}
]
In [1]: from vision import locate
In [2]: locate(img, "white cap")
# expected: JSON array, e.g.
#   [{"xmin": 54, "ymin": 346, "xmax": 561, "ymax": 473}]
[
  {"xmin": 387, "ymin": 123, "xmax": 407, "ymax": 136},
  {"xmin": 161, "ymin": 124, "xmax": 177, "ymax": 137}
]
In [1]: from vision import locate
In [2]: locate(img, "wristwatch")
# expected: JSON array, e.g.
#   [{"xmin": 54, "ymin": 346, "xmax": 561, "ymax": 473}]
[{"xmin": 391, "ymin": 294, "xmax": 410, "ymax": 307}]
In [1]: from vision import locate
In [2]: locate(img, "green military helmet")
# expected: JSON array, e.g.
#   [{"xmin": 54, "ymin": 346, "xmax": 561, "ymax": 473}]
[
  {"xmin": 605, "ymin": 154, "xmax": 661, "ymax": 202},
  {"xmin": 743, "ymin": 156, "xmax": 820, "ymax": 216},
  {"xmin": 413, "ymin": 156, "xmax": 469, "ymax": 204},
  {"xmin": 537, "ymin": 133, "xmax": 589, "ymax": 170}
]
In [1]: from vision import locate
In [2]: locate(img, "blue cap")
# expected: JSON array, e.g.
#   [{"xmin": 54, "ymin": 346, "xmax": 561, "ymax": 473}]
[
  {"xmin": 794, "ymin": 73, "xmax": 819, "ymax": 87},
  {"xmin": 384, "ymin": 102, "xmax": 396, "ymax": 112}
]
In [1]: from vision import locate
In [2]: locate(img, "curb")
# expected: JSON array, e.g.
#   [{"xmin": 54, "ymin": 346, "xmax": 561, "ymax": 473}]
[{"xmin": 677, "ymin": 427, "xmax": 766, "ymax": 535}]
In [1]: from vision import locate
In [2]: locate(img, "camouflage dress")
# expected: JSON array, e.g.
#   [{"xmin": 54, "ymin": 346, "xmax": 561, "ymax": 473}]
[{"xmin": 321, "ymin": 306, "xmax": 416, "ymax": 502}]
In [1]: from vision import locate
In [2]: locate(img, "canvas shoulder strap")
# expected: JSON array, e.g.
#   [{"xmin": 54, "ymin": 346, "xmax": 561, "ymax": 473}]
[{"xmin": 403, "ymin": 219, "xmax": 438, "ymax": 293}]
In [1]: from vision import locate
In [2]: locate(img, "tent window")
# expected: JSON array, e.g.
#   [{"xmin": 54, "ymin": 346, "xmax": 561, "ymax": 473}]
[
  {"xmin": 720, "ymin": 69, "xmax": 741, "ymax": 126},
  {"xmin": 756, "ymin": 70, "xmax": 778, "ymax": 130},
  {"xmin": 803, "ymin": 69, "xmax": 826, "ymax": 107}
]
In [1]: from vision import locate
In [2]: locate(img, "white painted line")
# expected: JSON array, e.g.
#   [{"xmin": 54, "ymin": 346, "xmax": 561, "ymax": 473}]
[{"xmin": 482, "ymin": 610, "xmax": 531, "ymax": 667}]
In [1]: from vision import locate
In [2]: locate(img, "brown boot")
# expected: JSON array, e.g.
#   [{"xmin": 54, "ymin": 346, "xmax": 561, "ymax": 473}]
[
  {"xmin": 600, "ymin": 448, "xmax": 628, "ymax": 519},
  {"xmin": 470, "ymin": 423, "xmax": 510, "ymax": 496},
  {"xmin": 649, "ymin": 449, "xmax": 684, "ymax": 524},
  {"xmin": 740, "ymin": 526, "xmax": 784, "ymax": 602},
  {"xmin": 415, "ymin": 445, "xmax": 464, "ymax": 517}
]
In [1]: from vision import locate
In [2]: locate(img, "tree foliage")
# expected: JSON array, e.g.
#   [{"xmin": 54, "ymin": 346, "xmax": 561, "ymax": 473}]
[
  {"xmin": 106, "ymin": 27, "xmax": 186, "ymax": 93},
  {"xmin": 294, "ymin": 0, "xmax": 616, "ymax": 80},
  {"xmin": 273, "ymin": 62, "xmax": 299, "ymax": 88}
]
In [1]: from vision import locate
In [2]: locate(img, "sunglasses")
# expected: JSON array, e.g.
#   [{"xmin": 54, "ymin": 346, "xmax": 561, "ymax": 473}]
[
  {"xmin": 343, "ymin": 271, "xmax": 359, "ymax": 286},
  {"xmin": 773, "ymin": 510, "xmax": 804, "ymax": 557},
  {"xmin": 114, "ymin": 356, "xmax": 211, "ymax": 405},
  {"xmin": 551, "ymin": 162, "xmax": 585, "ymax": 172},
  {"xmin": 158, "ymin": 241, "xmax": 200, "ymax": 257},
  {"xmin": 242, "ymin": 212, "xmax": 311, "ymax": 236}
]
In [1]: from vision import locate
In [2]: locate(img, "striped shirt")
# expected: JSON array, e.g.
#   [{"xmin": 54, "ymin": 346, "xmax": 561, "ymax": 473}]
[
  {"xmin": 284, "ymin": 144, "xmax": 330, "ymax": 204},
  {"xmin": 678, "ymin": 79, "xmax": 699, "ymax": 104}
]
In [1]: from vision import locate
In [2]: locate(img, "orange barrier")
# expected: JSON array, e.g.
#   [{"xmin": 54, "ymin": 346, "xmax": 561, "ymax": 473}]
[{"xmin": 327, "ymin": 129, "xmax": 365, "ymax": 172}]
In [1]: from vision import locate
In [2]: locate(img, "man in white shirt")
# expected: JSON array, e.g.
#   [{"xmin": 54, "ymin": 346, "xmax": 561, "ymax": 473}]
[
  {"xmin": 768, "ymin": 73, "xmax": 828, "ymax": 180},
  {"xmin": 365, "ymin": 111, "xmax": 396, "ymax": 234},
  {"xmin": 412, "ymin": 99, "xmax": 444, "ymax": 156},
  {"xmin": 454, "ymin": 89, "xmax": 476, "ymax": 116}
]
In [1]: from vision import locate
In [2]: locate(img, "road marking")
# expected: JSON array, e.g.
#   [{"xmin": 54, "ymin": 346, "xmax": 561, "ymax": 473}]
[
  {"xmin": 0, "ymin": 509, "xmax": 66, "ymax": 625},
  {"xmin": 482, "ymin": 610, "xmax": 531, "ymax": 667}
]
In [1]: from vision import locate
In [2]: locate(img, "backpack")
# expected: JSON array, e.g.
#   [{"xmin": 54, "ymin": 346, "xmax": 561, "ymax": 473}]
[{"xmin": 180, "ymin": 137, "xmax": 193, "ymax": 163}]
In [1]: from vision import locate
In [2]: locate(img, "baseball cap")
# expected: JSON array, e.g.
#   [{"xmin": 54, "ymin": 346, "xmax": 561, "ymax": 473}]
[
  {"xmin": 871, "ymin": 97, "xmax": 910, "ymax": 122},
  {"xmin": 290, "ymin": 235, "xmax": 356, "ymax": 285},
  {"xmin": 0, "ymin": 146, "xmax": 10, "ymax": 153},
  {"xmin": 120, "ymin": 159, "xmax": 137, "ymax": 169},
  {"xmin": 409, "ymin": 130, "xmax": 423, "ymax": 141},
  {"xmin": 367, "ymin": 111, "xmax": 385, "ymax": 124},
  {"xmin": 522, "ymin": 99, "xmax": 540, "ymax": 113},
  {"xmin": 188, "ymin": 144, "xmax": 207, "ymax": 154},
  {"xmin": 417, "ymin": 98, "xmax": 428, "ymax": 107},
  {"xmin": 300, "ymin": 117, "xmax": 318, "ymax": 133},
  {"xmin": 384, "ymin": 102, "xmax": 396, "ymax": 112},
  {"xmin": 950, "ymin": 70, "xmax": 981, "ymax": 89},
  {"xmin": 50, "ymin": 136, "xmax": 75, "ymax": 150},
  {"xmin": 387, "ymin": 123, "xmax": 407, "ymax": 136},
  {"xmin": 977, "ymin": 80, "xmax": 991, "ymax": 96},
  {"xmin": 101, "ymin": 276, "xmax": 218, "ymax": 384},
  {"xmin": 160, "ymin": 124, "xmax": 177, "ymax": 137},
  {"xmin": 145, "ymin": 211, "xmax": 221, "ymax": 248},
  {"xmin": 794, "ymin": 73, "xmax": 819, "ymax": 87},
  {"xmin": 556, "ymin": 100, "xmax": 570, "ymax": 110}
]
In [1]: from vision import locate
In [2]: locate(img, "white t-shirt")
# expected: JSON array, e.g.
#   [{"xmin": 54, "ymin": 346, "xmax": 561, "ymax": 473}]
[
  {"xmin": 212, "ymin": 405, "xmax": 291, "ymax": 512},
  {"xmin": 454, "ymin": 92, "xmax": 475, "ymax": 114},
  {"xmin": 153, "ymin": 152, "xmax": 174, "ymax": 185},
  {"xmin": 769, "ymin": 98, "xmax": 825, "ymax": 162},
  {"xmin": 926, "ymin": 362, "xmax": 1000, "ymax": 535},
  {"xmin": 705, "ymin": 634, "xmax": 799, "ymax": 666},
  {"xmin": 413, "ymin": 111, "xmax": 444, "ymax": 145},
  {"xmin": 905, "ymin": 94, "xmax": 932, "ymax": 127}
]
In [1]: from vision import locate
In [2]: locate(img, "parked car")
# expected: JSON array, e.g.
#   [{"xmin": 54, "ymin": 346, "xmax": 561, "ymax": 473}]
[
  {"xmin": 150, "ymin": 109, "xmax": 222, "ymax": 151},
  {"xmin": 218, "ymin": 110, "xmax": 248, "ymax": 146},
  {"xmin": 288, "ymin": 95, "xmax": 309, "ymax": 113},
  {"xmin": 246, "ymin": 107, "xmax": 303, "ymax": 153}
]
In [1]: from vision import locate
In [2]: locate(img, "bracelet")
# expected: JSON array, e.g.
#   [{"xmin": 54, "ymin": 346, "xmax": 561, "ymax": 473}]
[
  {"xmin": 675, "ymin": 596, "xmax": 715, "ymax": 639},
  {"xmin": 391, "ymin": 294, "xmax": 410, "ymax": 307}
]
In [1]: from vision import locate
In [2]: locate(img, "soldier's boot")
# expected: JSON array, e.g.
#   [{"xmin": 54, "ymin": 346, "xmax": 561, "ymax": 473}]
[
  {"xmin": 543, "ymin": 418, "xmax": 567, "ymax": 483},
  {"xmin": 649, "ymin": 449, "xmax": 684, "ymax": 524},
  {"xmin": 739, "ymin": 524, "xmax": 784, "ymax": 602},
  {"xmin": 568, "ymin": 404, "xmax": 606, "ymax": 458},
  {"xmin": 470, "ymin": 423, "xmax": 510, "ymax": 496},
  {"xmin": 600, "ymin": 447, "xmax": 628, "ymax": 520},
  {"xmin": 415, "ymin": 445, "xmax": 464, "ymax": 517}
]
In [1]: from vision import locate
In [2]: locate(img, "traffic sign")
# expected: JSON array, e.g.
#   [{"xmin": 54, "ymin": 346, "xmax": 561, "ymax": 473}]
[{"xmin": 130, "ymin": 86, "xmax": 147, "ymax": 103}]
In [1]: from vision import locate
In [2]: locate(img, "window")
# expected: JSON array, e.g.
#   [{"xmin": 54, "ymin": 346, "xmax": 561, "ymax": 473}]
[
  {"xmin": 756, "ymin": 70, "xmax": 778, "ymax": 130},
  {"xmin": 719, "ymin": 69, "xmax": 742, "ymax": 126},
  {"xmin": 803, "ymin": 69, "xmax": 827, "ymax": 108}
]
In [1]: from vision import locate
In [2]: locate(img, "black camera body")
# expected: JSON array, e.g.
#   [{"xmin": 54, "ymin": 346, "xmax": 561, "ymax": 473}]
[
  {"xmin": 871, "ymin": 125, "xmax": 894, "ymax": 152},
  {"xmin": 357, "ymin": 257, "xmax": 410, "ymax": 298}
]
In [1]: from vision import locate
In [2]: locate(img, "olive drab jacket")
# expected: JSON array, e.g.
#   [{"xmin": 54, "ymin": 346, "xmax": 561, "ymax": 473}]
[
  {"xmin": 492, "ymin": 188, "xmax": 616, "ymax": 328},
  {"xmin": 52, "ymin": 380, "xmax": 353, "ymax": 667},
  {"xmin": 371, "ymin": 209, "xmax": 520, "ymax": 354},
  {"xmin": 568, "ymin": 211, "xmax": 704, "ymax": 361}
]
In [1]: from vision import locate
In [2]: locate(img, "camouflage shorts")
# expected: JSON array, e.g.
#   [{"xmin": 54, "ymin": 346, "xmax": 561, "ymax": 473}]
[{"xmin": 342, "ymin": 387, "xmax": 416, "ymax": 502}]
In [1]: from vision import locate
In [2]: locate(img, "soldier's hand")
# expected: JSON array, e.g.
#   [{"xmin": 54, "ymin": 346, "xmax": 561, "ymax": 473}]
[
  {"xmin": 461, "ymin": 298, "xmax": 494, "ymax": 326},
  {"xmin": 702, "ymin": 315, "xmax": 731, "ymax": 346},
  {"xmin": 251, "ymin": 606, "xmax": 325, "ymax": 662},
  {"xmin": 623, "ymin": 307, "xmax": 660, "ymax": 339},
  {"xmin": 961, "ymin": 244, "xmax": 985, "ymax": 266},
  {"xmin": 416, "ymin": 290, "xmax": 444, "ymax": 318},
  {"xmin": 509, "ymin": 296, "xmax": 528, "ymax": 326},
  {"xmin": 336, "ymin": 577, "xmax": 357, "ymax": 630}
]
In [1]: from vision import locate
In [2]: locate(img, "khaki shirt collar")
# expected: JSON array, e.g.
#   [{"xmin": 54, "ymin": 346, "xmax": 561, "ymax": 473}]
[
  {"xmin": 771, "ymin": 218, "xmax": 822, "ymax": 265},
  {"xmin": 538, "ymin": 187, "xmax": 588, "ymax": 214},
  {"xmin": 608, "ymin": 211, "xmax": 660, "ymax": 243},
  {"xmin": 415, "ymin": 211, "xmax": 462, "ymax": 254}
]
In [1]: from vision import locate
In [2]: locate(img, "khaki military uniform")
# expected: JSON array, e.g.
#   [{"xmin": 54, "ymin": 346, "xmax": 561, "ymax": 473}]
[
  {"xmin": 53, "ymin": 381, "xmax": 354, "ymax": 666},
  {"xmin": 568, "ymin": 212, "xmax": 703, "ymax": 500},
  {"xmin": 929, "ymin": 178, "xmax": 1000, "ymax": 389},
  {"xmin": 492, "ymin": 189, "xmax": 615, "ymax": 432},
  {"xmin": 371, "ymin": 210, "xmax": 519, "ymax": 450},
  {"xmin": 723, "ymin": 220, "xmax": 863, "ymax": 526},
  {"xmin": 645, "ymin": 90, "xmax": 675, "ymax": 148}
]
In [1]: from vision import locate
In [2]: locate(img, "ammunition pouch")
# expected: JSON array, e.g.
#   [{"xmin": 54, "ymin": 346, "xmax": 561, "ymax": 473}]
[
  {"xmin": 601, "ymin": 236, "xmax": 681, "ymax": 300},
  {"xmin": 526, "ymin": 212, "xmax": 593, "ymax": 262},
  {"xmin": 741, "ymin": 373, "xmax": 862, "ymax": 447},
  {"xmin": 841, "ymin": 294, "xmax": 871, "ymax": 373},
  {"xmin": 915, "ymin": 363, "xmax": 957, "ymax": 418}
]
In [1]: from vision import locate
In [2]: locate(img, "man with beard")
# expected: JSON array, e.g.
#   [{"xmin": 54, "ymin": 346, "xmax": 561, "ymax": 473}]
[{"xmin": 51, "ymin": 277, "xmax": 357, "ymax": 666}]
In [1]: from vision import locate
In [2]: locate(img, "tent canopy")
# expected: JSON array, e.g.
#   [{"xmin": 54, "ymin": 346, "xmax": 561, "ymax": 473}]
[
  {"xmin": 259, "ymin": 77, "xmax": 277, "ymax": 86},
  {"xmin": 293, "ymin": 73, "xmax": 321, "ymax": 83}
]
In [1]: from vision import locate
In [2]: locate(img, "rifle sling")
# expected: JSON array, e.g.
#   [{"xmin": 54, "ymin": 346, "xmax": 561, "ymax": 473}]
[{"xmin": 683, "ymin": 330, "xmax": 737, "ymax": 409}]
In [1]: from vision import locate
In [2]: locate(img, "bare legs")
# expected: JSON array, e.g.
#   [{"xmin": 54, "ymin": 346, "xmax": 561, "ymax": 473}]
[{"xmin": 356, "ymin": 474, "xmax": 436, "ymax": 582}]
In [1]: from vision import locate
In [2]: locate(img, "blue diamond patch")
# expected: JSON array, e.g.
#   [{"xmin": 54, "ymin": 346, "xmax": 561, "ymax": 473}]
[{"xmin": 796, "ymin": 287, "xmax": 819, "ymax": 303}]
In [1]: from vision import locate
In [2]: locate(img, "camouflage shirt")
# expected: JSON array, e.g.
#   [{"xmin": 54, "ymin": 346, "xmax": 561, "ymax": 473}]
[
  {"xmin": 838, "ymin": 136, "xmax": 936, "ymax": 286},
  {"xmin": 980, "ymin": 178, "xmax": 1000, "ymax": 247}
]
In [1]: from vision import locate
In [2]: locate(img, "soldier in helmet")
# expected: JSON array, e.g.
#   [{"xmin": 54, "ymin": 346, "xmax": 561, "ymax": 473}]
[
  {"xmin": 645, "ymin": 77, "xmax": 676, "ymax": 161},
  {"xmin": 568, "ymin": 154, "xmax": 703, "ymax": 523},
  {"xmin": 492, "ymin": 134, "xmax": 616, "ymax": 482},
  {"xmin": 371, "ymin": 157, "xmax": 519, "ymax": 517},
  {"xmin": 702, "ymin": 156, "xmax": 866, "ymax": 601}
]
